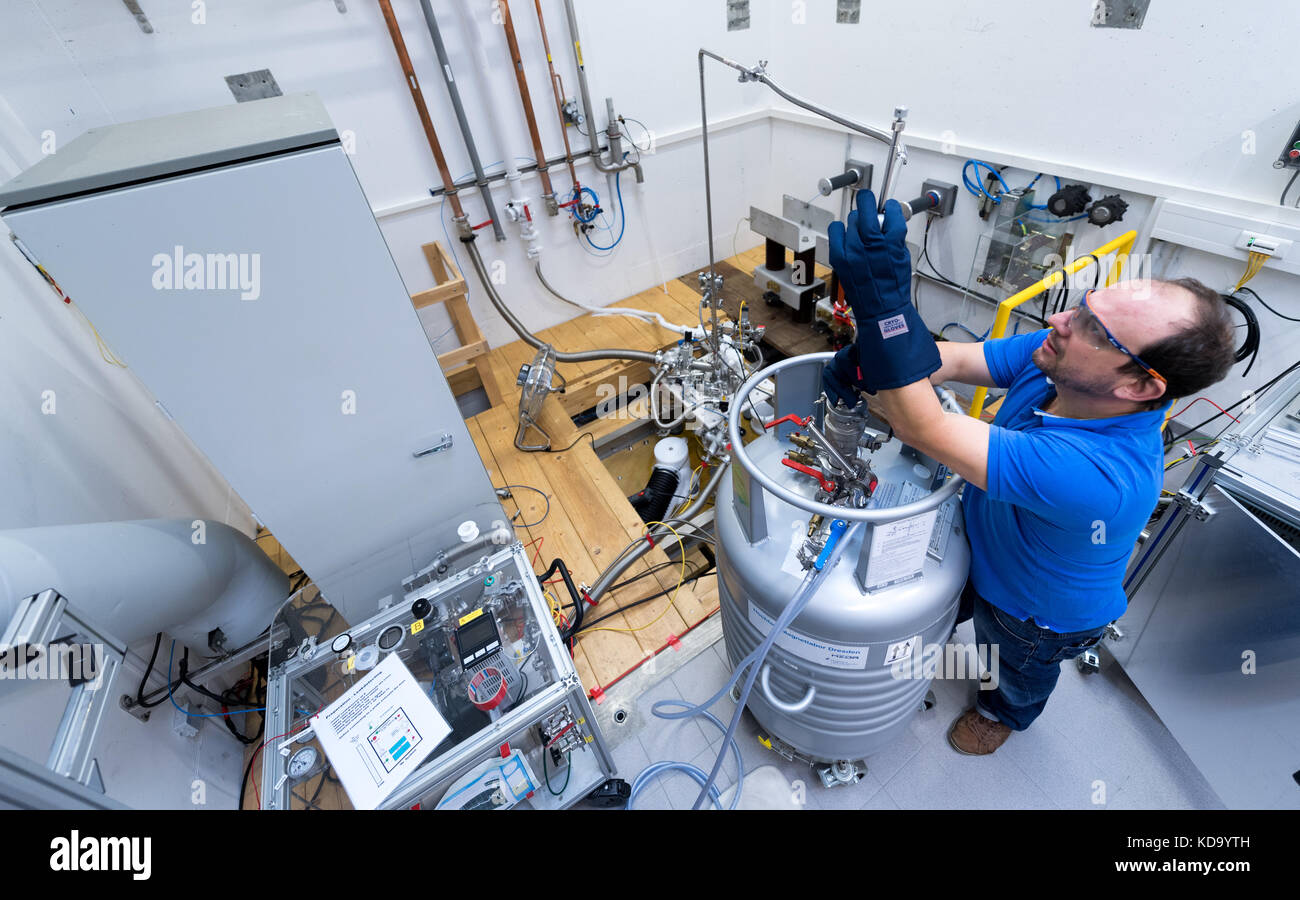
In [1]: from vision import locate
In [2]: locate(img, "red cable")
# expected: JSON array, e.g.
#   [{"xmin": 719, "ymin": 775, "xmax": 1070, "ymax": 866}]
[
  {"xmin": 1169, "ymin": 396, "xmax": 1240, "ymax": 424},
  {"xmin": 249, "ymin": 704, "xmax": 322, "ymax": 809}
]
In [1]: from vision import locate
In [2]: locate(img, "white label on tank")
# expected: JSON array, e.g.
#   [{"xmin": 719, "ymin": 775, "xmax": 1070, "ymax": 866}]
[
  {"xmin": 747, "ymin": 602, "xmax": 869, "ymax": 670},
  {"xmin": 883, "ymin": 636, "xmax": 919, "ymax": 665}
]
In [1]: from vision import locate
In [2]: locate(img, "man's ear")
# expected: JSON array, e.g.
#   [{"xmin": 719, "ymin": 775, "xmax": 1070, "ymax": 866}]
[{"xmin": 1114, "ymin": 373, "xmax": 1167, "ymax": 406}]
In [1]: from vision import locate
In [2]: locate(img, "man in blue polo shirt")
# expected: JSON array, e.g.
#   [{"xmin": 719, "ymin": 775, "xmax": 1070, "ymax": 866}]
[{"xmin": 823, "ymin": 190, "xmax": 1236, "ymax": 755}]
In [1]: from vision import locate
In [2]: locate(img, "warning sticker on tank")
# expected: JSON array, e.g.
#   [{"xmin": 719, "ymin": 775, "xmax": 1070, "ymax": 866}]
[
  {"xmin": 747, "ymin": 603, "xmax": 869, "ymax": 670},
  {"xmin": 883, "ymin": 636, "xmax": 919, "ymax": 665}
]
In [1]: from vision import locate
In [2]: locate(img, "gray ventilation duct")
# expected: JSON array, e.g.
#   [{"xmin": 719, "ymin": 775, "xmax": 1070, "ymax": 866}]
[{"xmin": 0, "ymin": 519, "xmax": 288, "ymax": 650}]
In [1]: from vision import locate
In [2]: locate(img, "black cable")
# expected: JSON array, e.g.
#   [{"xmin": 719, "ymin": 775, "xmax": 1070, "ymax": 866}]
[
  {"xmin": 1236, "ymin": 285, "xmax": 1300, "ymax": 323},
  {"xmin": 538, "ymin": 557, "xmax": 584, "ymax": 639},
  {"xmin": 497, "ymin": 483, "xmax": 551, "ymax": 528},
  {"xmin": 577, "ymin": 564, "xmax": 717, "ymax": 633},
  {"xmin": 239, "ymin": 747, "xmax": 256, "ymax": 810},
  {"xmin": 1281, "ymin": 169, "xmax": 1299, "ymax": 206},
  {"xmin": 918, "ymin": 217, "xmax": 1033, "ymax": 317},
  {"xmin": 607, "ymin": 544, "xmax": 710, "ymax": 594},
  {"xmin": 537, "ymin": 432, "xmax": 595, "ymax": 454},
  {"xmin": 134, "ymin": 632, "xmax": 169, "ymax": 709},
  {"xmin": 1221, "ymin": 291, "xmax": 1261, "ymax": 377}
]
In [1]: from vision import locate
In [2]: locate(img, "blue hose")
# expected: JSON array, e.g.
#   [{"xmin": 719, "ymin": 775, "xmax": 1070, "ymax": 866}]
[
  {"xmin": 569, "ymin": 185, "xmax": 601, "ymax": 223},
  {"xmin": 585, "ymin": 167, "xmax": 627, "ymax": 252},
  {"xmin": 961, "ymin": 160, "xmax": 1011, "ymax": 202},
  {"xmin": 629, "ymin": 520, "xmax": 858, "ymax": 810}
]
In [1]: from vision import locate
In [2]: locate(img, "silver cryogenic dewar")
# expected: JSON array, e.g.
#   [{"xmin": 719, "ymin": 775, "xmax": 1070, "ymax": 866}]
[{"xmin": 718, "ymin": 353, "xmax": 968, "ymax": 778}]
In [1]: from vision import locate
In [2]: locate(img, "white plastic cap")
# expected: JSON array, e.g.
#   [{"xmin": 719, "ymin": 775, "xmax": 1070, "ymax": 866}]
[
  {"xmin": 458, "ymin": 520, "xmax": 480, "ymax": 543},
  {"xmin": 654, "ymin": 437, "xmax": 689, "ymax": 470}
]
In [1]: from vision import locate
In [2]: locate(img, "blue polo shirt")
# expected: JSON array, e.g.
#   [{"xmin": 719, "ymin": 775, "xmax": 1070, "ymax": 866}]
[{"xmin": 961, "ymin": 329, "xmax": 1169, "ymax": 632}]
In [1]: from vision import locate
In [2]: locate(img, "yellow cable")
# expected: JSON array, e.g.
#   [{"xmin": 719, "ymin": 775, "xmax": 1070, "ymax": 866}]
[
  {"xmin": 70, "ymin": 303, "xmax": 128, "ymax": 368},
  {"xmin": 577, "ymin": 520, "xmax": 688, "ymax": 637},
  {"xmin": 669, "ymin": 464, "xmax": 704, "ymax": 518},
  {"xmin": 1233, "ymin": 250, "xmax": 1267, "ymax": 292}
]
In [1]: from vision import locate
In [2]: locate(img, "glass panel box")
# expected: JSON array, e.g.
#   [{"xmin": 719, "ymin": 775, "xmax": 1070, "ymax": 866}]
[{"xmin": 261, "ymin": 542, "xmax": 615, "ymax": 810}]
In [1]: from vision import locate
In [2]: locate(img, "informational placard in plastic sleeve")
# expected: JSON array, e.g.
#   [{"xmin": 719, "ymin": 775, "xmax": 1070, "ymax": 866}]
[
  {"xmin": 863, "ymin": 509, "xmax": 939, "ymax": 591},
  {"xmin": 310, "ymin": 653, "xmax": 451, "ymax": 809}
]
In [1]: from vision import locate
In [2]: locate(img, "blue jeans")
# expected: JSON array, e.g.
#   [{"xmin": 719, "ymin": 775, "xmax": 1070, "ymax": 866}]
[{"xmin": 964, "ymin": 588, "xmax": 1107, "ymax": 731}]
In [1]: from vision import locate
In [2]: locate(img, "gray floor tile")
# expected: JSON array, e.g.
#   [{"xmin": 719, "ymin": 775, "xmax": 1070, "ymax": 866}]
[
  {"xmin": 882, "ymin": 738, "xmax": 982, "ymax": 809},
  {"xmin": 861, "ymin": 788, "xmax": 901, "ymax": 810},
  {"xmin": 609, "ymin": 733, "xmax": 651, "ymax": 784},
  {"xmin": 997, "ymin": 719, "xmax": 1113, "ymax": 809},
  {"xmin": 934, "ymin": 742, "xmax": 1056, "ymax": 810},
  {"xmin": 862, "ymin": 722, "xmax": 924, "ymax": 786},
  {"xmin": 670, "ymin": 646, "xmax": 737, "ymax": 724}
]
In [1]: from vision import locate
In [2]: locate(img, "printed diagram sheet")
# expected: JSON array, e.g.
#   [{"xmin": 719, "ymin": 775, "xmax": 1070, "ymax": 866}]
[{"xmin": 311, "ymin": 653, "xmax": 451, "ymax": 809}]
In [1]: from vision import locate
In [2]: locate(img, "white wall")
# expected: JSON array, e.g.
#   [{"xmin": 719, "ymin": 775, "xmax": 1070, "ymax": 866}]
[{"xmin": 762, "ymin": 0, "xmax": 1300, "ymax": 208}]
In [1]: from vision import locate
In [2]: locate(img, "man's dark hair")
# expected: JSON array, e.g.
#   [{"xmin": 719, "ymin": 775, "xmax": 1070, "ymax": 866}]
[{"xmin": 1118, "ymin": 277, "xmax": 1237, "ymax": 410}]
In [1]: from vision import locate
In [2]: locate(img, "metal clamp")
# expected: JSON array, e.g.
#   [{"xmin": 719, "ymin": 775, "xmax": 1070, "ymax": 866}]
[
  {"xmin": 760, "ymin": 664, "xmax": 816, "ymax": 714},
  {"xmin": 1172, "ymin": 490, "xmax": 1215, "ymax": 522}
]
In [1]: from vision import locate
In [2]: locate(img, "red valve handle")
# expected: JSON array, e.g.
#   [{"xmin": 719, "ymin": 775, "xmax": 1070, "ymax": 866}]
[
  {"xmin": 765, "ymin": 413, "xmax": 812, "ymax": 430},
  {"xmin": 781, "ymin": 458, "xmax": 836, "ymax": 493}
]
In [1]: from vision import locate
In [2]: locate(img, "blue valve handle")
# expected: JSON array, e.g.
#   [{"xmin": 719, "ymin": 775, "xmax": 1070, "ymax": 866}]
[{"xmin": 813, "ymin": 519, "xmax": 849, "ymax": 570}]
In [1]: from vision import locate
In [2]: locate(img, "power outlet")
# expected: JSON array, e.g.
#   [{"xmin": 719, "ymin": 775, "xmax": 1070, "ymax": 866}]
[{"xmin": 1235, "ymin": 230, "xmax": 1292, "ymax": 259}]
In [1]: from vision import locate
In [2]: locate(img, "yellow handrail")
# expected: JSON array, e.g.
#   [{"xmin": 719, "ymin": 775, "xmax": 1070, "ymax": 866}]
[{"xmin": 966, "ymin": 229, "xmax": 1139, "ymax": 419}]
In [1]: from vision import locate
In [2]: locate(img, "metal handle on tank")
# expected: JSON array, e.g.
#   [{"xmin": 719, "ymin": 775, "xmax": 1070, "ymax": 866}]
[
  {"xmin": 759, "ymin": 664, "xmax": 816, "ymax": 714},
  {"xmin": 727, "ymin": 352, "xmax": 964, "ymax": 522}
]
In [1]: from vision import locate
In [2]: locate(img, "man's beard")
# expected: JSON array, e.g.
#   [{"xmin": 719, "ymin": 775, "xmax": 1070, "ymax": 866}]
[{"xmin": 1032, "ymin": 343, "xmax": 1116, "ymax": 398}]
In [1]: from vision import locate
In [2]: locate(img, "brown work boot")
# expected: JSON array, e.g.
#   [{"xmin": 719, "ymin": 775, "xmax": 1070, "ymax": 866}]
[{"xmin": 948, "ymin": 708, "xmax": 1012, "ymax": 756}]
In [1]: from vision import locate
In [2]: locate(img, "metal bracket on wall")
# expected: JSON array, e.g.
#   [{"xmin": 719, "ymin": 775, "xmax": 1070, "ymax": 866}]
[
  {"xmin": 121, "ymin": 0, "xmax": 153, "ymax": 34},
  {"xmin": 726, "ymin": 1, "xmax": 750, "ymax": 31},
  {"xmin": 836, "ymin": 0, "xmax": 862, "ymax": 24},
  {"xmin": 1090, "ymin": 0, "xmax": 1150, "ymax": 29},
  {"xmin": 225, "ymin": 70, "xmax": 284, "ymax": 103}
]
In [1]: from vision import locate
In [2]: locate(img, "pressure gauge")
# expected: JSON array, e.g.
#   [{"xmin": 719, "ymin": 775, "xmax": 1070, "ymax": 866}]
[
  {"xmin": 287, "ymin": 746, "xmax": 319, "ymax": 781},
  {"xmin": 330, "ymin": 633, "xmax": 353, "ymax": 655},
  {"xmin": 378, "ymin": 624, "xmax": 406, "ymax": 653}
]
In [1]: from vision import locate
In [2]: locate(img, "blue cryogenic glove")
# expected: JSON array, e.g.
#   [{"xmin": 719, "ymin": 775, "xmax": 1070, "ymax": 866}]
[
  {"xmin": 821, "ymin": 343, "xmax": 862, "ymax": 409},
  {"xmin": 826, "ymin": 189, "xmax": 940, "ymax": 394}
]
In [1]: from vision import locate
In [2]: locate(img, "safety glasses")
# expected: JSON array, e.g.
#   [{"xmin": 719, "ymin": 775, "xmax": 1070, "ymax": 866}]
[{"xmin": 1067, "ymin": 290, "xmax": 1167, "ymax": 384}]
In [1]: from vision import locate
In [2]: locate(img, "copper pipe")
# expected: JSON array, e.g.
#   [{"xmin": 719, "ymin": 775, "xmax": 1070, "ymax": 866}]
[
  {"xmin": 376, "ymin": 0, "xmax": 464, "ymax": 220},
  {"xmin": 498, "ymin": 0, "xmax": 554, "ymax": 202},
  {"xmin": 532, "ymin": 0, "xmax": 578, "ymax": 186}
]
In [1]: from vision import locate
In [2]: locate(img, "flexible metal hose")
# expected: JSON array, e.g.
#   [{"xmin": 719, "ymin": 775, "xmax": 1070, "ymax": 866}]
[
  {"xmin": 536, "ymin": 262, "xmax": 694, "ymax": 336},
  {"xmin": 464, "ymin": 240, "xmax": 658, "ymax": 363}
]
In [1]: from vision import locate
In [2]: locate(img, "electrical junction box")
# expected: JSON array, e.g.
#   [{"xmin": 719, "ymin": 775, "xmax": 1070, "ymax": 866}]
[{"xmin": 1278, "ymin": 119, "xmax": 1300, "ymax": 168}]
